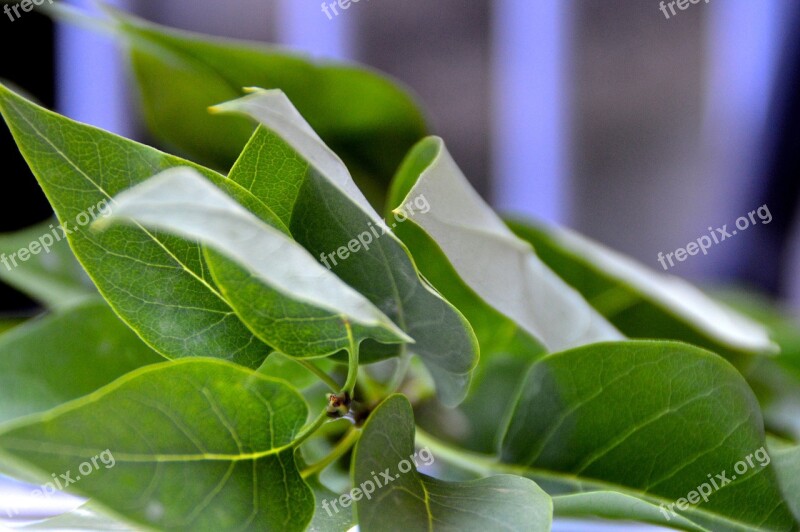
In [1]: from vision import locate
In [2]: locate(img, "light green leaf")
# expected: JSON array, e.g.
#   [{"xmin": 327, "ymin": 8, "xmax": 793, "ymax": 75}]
[
  {"xmin": 507, "ymin": 220, "xmax": 776, "ymax": 361},
  {"xmin": 353, "ymin": 395, "xmax": 552, "ymax": 532},
  {"xmin": 0, "ymin": 298, "xmax": 163, "ymax": 424},
  {"xmin": 105, "ymin": 7, "xmax": 426, "ymax": 194},
  {"xmin": 0, "ymin": 219, "xmax": 96, "ymax": 309},
  {"xmin": 502, "ymin": 341, "xmax": 797, "ymax": 531},
  {"xmin": 553, "ymin": 491, "xmax": 708, "ymax": 532},
  {"xmin": 307, "ymin": 478, "xmax": 355, "ymax": 532},
  {"xmin": 0, "ymin": 82, "xmax": 281, "ymax": 367},
  {"xmin": 214, "ymin": 90, "xmax": 478, "ymax": 406},
  {"xmin": 98, "ymin": 167, "xmax": 410, "ymax": 358},
  {"xmin": 0, "ymin": 359, "xmax": 314, "ymax": 531},
  {"xmin": 388, "ymin": 136, "xmax": 622, "ymax": 352},
  {"xmin": 769, "ymin": 440, "xmax": 800, "ymax": 520}
]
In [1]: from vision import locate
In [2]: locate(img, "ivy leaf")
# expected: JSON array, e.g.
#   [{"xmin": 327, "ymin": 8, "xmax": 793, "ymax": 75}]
[
  {"xmin": 213, "ymin": 90, "xmax": 478, "ymax": 407},
  {"xmin": 307, "ymin": 478, "xmax": 355, "ymax": 532},
  {"xmin": 0, "ymin": 82, "xmax": 283, "ymax": 367},
  {"xmin": 507, "ymin": 219, "xmax": 777, "ymax": 361},
  {"xmin": 501, "ymin": 341, "xmax": 797, "ymax": 531},
  {"xmin": 385, "ymin": 136, "xmax": 621, "ymax": 352},
  {"xmin": 0, "ymin": 298, "xmax": 163, "ymax": 424},
  {"xmin": 105, "ymin": 6, "xmax": 426, "ymax": 193},
  {"xmin": 0, "ymin": 219, "xmax": 96, "ymax": 309},
  {"xmin": 353, "ymin": 394, "xmax": 552, "ymax": 531},
  {"xmin": 98, "ymin": 167, "xmax": 410, "ymax": 358},
  {"xmin": 0, "ymin": 359, "xmax": 315, "ymax": 531}
]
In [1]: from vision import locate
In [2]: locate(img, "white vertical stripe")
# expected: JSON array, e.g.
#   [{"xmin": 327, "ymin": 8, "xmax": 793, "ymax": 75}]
[
  {"xmin": 491, "ymin": 0, "xmax": 571, "ymax": 223},
  {"xmin": 56, "ymin": 0, "xmax": 131, "ymax": 137},
  {"xmin": 275, "ymin": 0, "xmax": 354, "ymax": 60}
]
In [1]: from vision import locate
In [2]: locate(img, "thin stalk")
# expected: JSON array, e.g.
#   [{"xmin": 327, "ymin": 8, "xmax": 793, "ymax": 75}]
[
  {"xmin": 292, "ymin": 408, "xmax": 330, "ymax": 448},
  {"xmin": 342, "ymin": 320, "xmax": 359, "ymax": 396},
  {"xmin": 301, "ymin": 427, "xmax": 361, "ymax": 479},
  {"xmin": 296, "ymin": 359, "xmax": 339, "ymax": 392}
]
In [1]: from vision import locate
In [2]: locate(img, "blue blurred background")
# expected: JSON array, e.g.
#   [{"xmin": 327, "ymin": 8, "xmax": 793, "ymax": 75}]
[{"xmin": 1, "ymin": 0, "xmax": 799, "ymax": 528}]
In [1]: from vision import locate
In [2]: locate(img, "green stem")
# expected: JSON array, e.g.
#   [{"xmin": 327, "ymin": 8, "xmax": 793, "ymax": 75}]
[
  {"xmin": 301, "ymin": 427, "xmax": 361, "ymax": 479},
  {"xmin": 414, "ymin": 428, "xmax": 502, "ymax": 476},
  {"xmin": 342, "ymin": 320, "xmax": 359, "ymax": 396},
  {"xmin": 292, "ymin": 408, "xmax": 330, "ymax": 448},
  {"xmin": 296, "ymin": 359, "xmax": 339, "ymax": 392}
]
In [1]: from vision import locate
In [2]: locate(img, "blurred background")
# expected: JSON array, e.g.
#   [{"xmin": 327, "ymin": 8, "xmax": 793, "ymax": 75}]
[{"xmin": 1, "ymin": 0, "xmax": 799, "ymax": 528}]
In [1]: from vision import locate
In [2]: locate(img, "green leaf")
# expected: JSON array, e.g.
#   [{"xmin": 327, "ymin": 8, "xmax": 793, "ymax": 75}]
[
  {"xmin": 386, "ymin": 136, "xmax": 622, "ymax": 352},
  {"xmin": 214, "ymin": 90, "xmax": 478, "ymax": 406},
  {"xmin": 769, "ymin": 441, "xmax": 800, "ymax": 520},
  {"xmin": 552, "ymin": 492, "xmax": 708, "ymax": 532},
  {"xmin": 501, "ymin": 341, "xmax": 797, "ymax": 531},
  {"xmin": 0, "ymin": 299, "xmax": 163, "ymax": 424},
  {"xmin": 353, "ymin": 395, "xmax": 552, "ymax": 531},
  {"xmin": 0, "ymin": 219, "xmax": 96, "ymax": 309},
  {"xmin": 98, "ymin": 167, "xmax": 410, "ymax": 358},
  {"xmin": 106, "ymin": 7, "xmax": 426, "ymax": 194},
  {"xmin": 507, "ymin": 219, "xmax": 776, "ymax": 362},
  {"xmin": 0, "ymin": 359, "xmax": 315, "ymax": 531},
  {"xmin": 0, "ymin": 82, "xmax": 282, "ymax": 367},
  {"xmin": 307, "ymin": 478, "xmax": 355, "ymax": 532}
]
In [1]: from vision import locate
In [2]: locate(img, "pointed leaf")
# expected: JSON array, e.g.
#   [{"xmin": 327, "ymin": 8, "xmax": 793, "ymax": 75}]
[
  {"xmin": 98, "ymin": 167, "xmax": 410, "ymax": 357},
  {"xmin": 507, "ymin": 219, "xmax": 776, "ymax": 360},
  {"xmin": 387, "ymin": 136, "xmax": 622, "ymax": 352},
  {"xmin": 0, "ymin": 83, "xmax": 281, "ymax": 367},
  {"xmin": 214, "ymin": 90, "xmax": 478, "ymax": 406}
]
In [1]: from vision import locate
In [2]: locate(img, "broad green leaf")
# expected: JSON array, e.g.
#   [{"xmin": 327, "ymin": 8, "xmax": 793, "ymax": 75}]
[
  {"xmin": 0, "ymin": 299, "xmax": 163, "ymax": 424},
  {"xmin": 258, "ymin": 352, "xmax": 333, "ymax": 391},
  {"xmin": 353, "ymin": 395, "xmax": 552, "ymax": 532},
  {"xmin": 0, "ymin": 359, "xmax": 315, "ymax": 531},
  {"xmin": 0, "ymin": 219, "xmax": 96, "ymax": 308},
  {"xmin": 0, "ymin": 83, "xmax": 283, "ymax": 367},
  {"xmin": 214, "ymin": 90, "xmax": 478, "ymax": 406},
  {"xmin": 501, "ymin": 341, "xmax": 797, "ymax": 531},
  {"xmin": 99, "ymin": 167, "xmax": 410, "ymax": 358},
  {"xmin": 105, "ymin": 7, "xmax": 426, "ymax": 194},
  {"xmin": 387, "ymin": 136, "xmax": 622, "ymax": 352},
  {"xmin": 552, "ymin": 492, "xmax": 708, "ymax": 532},
  {"xmin": 507, "ymin": 220, "xmax": 776, "ymax": 361}
]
